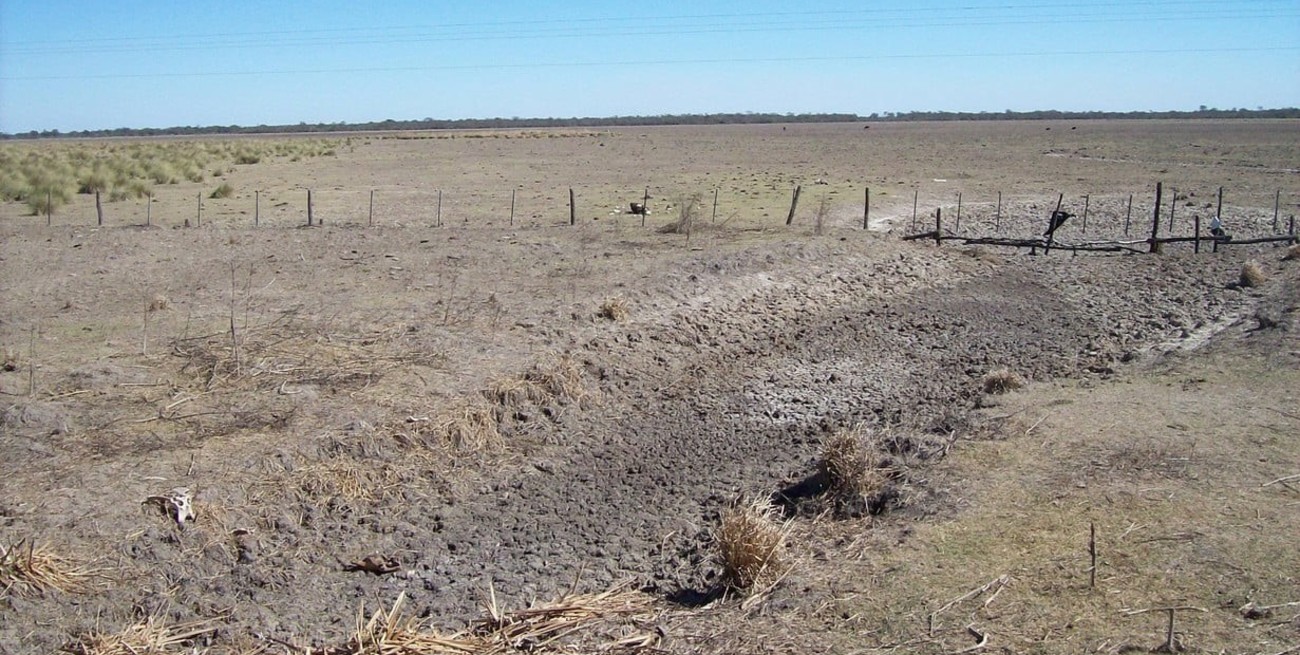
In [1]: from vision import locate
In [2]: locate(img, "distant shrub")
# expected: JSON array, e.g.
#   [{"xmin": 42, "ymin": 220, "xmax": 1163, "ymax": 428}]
[
  {"xmin": 210, "ymin": 183, "xmax": 234, "ymax": 199},
  {"xmin": 234, "ymin": 153, "xmax": 261, "ymax": 165},
  {"xmin": 1239, "ymin": 261, "xmax": 1267, "ymax": 288}
]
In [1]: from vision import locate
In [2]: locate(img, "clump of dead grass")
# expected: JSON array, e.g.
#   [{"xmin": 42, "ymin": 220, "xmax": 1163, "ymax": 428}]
[
  {"xmin": 295, "ymin": 458, "xmax": 404, "ymax": 502},
  {"xmin": 597, "ymin": 296, "xmax": 629, "ymax": 321},
  {"xmin": 432, "ymin": 401, "xmax": 502, "ymax": 452},
  {"xmin": 713, "ymin": 498, "xmax": 792, "ymax": 592},
  {"xmin": 981, "ymin": 368, "xmax": 1025, "ymax": 395},
  {"xmin": 1239, "ymin": 261, "xmax": 1267, "ymax": 287},
  {"xmin": 821, "ymin": 426, "xmax": 889, "ymax": 507},
  {"xmin": 656, "ymin": 194, "xmax": 703, "ymax": 236},
  {"xmin": 1, "ymin": 539, "xmax": 99, "ymax": 596},
  {"xmin": 306, "ymin": 585, "xmax": 656, "ymax": 654},
  {"xmin": 1282, "ymin": 244, "xmax": 1300, "ymax": 261},
  {"xmin": 146, "ymin": 294, "xmax": 169, "ymax": 312},
  {"xmin": 485, "ymin": 354, "xmax": 590, "ymax": 409},
  {"xmin": 62, "ymin": 616, "xmax": 221, "ymax": 655}
]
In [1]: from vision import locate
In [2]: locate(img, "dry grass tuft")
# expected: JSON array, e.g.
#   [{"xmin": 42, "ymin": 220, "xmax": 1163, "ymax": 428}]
[
  {"xmin": 821, "ymin": 426, "xmax": 889, "ymax": 506},
  {"xmin": 2, "ymin": 347, "xmax": 19, "ymax": 372},
  {"xmin": 483, "ymin": 355, "xmax": 589, "ymax": 409},
  {"xmin": 62, "ymin": 616, "xmax": 221, "ymax": 655},
  {"xmin": 306, "ymin": 585, "xmax": 656, "ymax": 654},
  {"xmin": 981, "ymin": 368, "xmax": 1025, "ymax": 395},
  {"xmin": 1283, "ymin": 244, "xmax": 1300, "ymax": 261},
  {"xmin": 597, "ymin": 296, "xmax": 629, "ymax": 321},
  {"xmin": 1239, "ymin": 261, "xmax": 1267, "ymax": 287},
  {"xmin": 0, "ymin": 539, "xmax": 100, "ymax": 597},
  {"xmin": 713, "ymin": 499, "xmax": 792, "ymax": 592},
  {"xmin": 432, "ymin": 401, "xmax": 502, "ymax": 452},
  {"xmin": 483, "ymin": 375, "xmax": 549, "ymax": 408},
  {"xmin": 146, "ymin": 294, "xmax": 169, "ymax": 312},
  {"xmin": 296, "ymin": 458, "xmax": 403, "ymax": 502}
]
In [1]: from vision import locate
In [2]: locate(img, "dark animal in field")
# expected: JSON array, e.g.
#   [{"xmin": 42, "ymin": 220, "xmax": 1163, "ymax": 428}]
[
  {"xmin": 629, "ymin": 202, "xmax": 648, "ymax": 216},
  {"xmin": 1044, "ymin": 210, "xmax": 1073, "ymax": 237}
]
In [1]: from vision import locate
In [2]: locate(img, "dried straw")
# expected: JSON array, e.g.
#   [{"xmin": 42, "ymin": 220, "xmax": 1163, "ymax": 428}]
[
  {"xmin": 62, "ymin": 616, "xmax": 220, "ymax": 655},
  {"xmin": 713, "ymin": 499, "xmax": 792, "ymax": 592},
  {"xmin": 1, "ymin": 539, "xmax": 100, "ymax": 597}
]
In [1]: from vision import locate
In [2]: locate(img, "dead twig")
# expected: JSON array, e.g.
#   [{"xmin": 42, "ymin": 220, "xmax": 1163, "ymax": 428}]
[
  {"xmin": 951, "ymin": 624, "xmax": 989, "ymax": 655},
  {"xmin": 1262, "ymin": 473, "xmax": 1300, "ymax": 487},
  {"xmin": 929, "ymin": 575, "xmax": 1011, "ymax": 635}
]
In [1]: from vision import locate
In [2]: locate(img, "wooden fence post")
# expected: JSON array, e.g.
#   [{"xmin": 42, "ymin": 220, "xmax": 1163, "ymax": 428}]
[
  {"xmin": 863, "ymin": 187, "xmax": 870, "ymax": 230},
  {"xmin": 509, "ymin": 188, "xmax": 515, "ymax": 226},
  {"xmin": 95, "ymin": 190, "xmax": 103, "ymax": 226},
  {"xmin": 1215, "ymin": 186, "xmax": 1223, "ymax": 234},
  {"xmin": 955, "ymin": 192, "xmax": 962, "ymax": 232},
  {"xmin": 254, "ymin": 190, "xmax": 259, "ymax": 227},
  {"xmin": 307, "ymin": 189, "xmax": 314, "ymax": 226},
  {"xmin": 146, "ymin": 192, "xmax": 152, "ymax": 226},
  {"xmin": 369, "ymin": 190, "xmax": 375, "ymax": 227},
  {"xmin": 1194, "ymin": 214, "xmax": 1201, "ymax": 254},
  {"xmin": 1081, "ymin": 194, "xmax": 1090, "ymax": 234},
  {"xmin": 1124, "ymin": 193, "xmax": 1133, "ymax": 236},
  {"xmin": 911, "ymin": 189, "xmax": 919, "ymax": 231},
  {"xmin": 196, "ymin": 192, "xmax": 202, "ymax": 227},
  {"xmin": 934, "ymin": 207, "xmax": 942, "ymax": 246},
  {"xmin": 785, "ymin": 185, "xmax": 802, "ymax": 225},
  {"xmin": 995, "ymin": 191, "xmax": 1002, "ymax": 233},
  {"xmin": 46, "ymin": 190, "xmax": 52, "ymax": 226},
  {"xmin": 436, "ymin": 190, "xmax": 442, "ymax": 227},
  {"xmin": 711, "ymin": 188, "xmax": 719, "ymax": 223},
  {"xmin": 569, "ymin": 188, "xmax": 576, "ymax": 226},
  {"xmin": 1273, "ymin": 190, "xmax": 1281, "ymax": 233},
  {"xmin": 1046, "ymin": 193, "xmax": 1064, "ymax": 253},
  {"xmin": 1149, "ymin": 182, "xmax": 1163, "ymax": 254},
  {"xmin": 643, "ymin": 187, "xmax": 650, "ymax": 227},
  {"xmin": 1168, "ymin": 188, "xmax": 1176, "ymax": 231}
]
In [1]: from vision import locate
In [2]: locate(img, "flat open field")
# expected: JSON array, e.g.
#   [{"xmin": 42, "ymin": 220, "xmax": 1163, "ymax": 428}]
[{"xmin": 1, "ymin": 120, "xmax": 1298, "ymax": 654}]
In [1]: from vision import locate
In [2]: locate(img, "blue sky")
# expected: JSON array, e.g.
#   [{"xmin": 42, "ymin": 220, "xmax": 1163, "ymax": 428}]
[{"xmin": 1, "ymin": 1, "xmax": 1297, "ymax": 132}]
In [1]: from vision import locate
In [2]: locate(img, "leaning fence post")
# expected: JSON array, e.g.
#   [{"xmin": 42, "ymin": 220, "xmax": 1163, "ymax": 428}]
[
  {"xmin": 1273, "ymin": 190, "xmax": 1281, "ymax": 233},
  {"xmin": 955, "ymin": 192, "xmax": 962, "ymax": 232},
  {"xmin": 1168, "ymin": 188, "xmax": 1176, "ymax": 232},
  {"xmin": 934, "ymin": 207, "xmax": 942, "ymax": 246},
  {"xmin": 1125, "ymin": 193, "xmax": 1133, "ymax": 236},
  {"xmin": 1215, "ymin": 186, "xmax": 1223, "ymax": 235},
  {"xmin": 1046, "ymin": 193, "xmax": 1064, "ymax": 253},
  {"xmin": 1081, "ymin": 194, "xmax": 1090, "ymax": 234},
  {"xmin": 1149, "ymin": 182, "xmax": 1163, "ymax": 254},
  {"xmin": 509, "ymin": 188, "xmax": 515, "ymax": 226},
  {"xmin": 712, "ymin": 188, "xmax": 719, "ymax": 223},
  {"xmin": 785, "ymin": 185, "xmax": 801, "ymax": 226}
]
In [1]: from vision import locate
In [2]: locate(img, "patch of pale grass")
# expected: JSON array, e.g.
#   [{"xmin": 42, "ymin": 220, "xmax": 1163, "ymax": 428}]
[
  {"xmin": 714, "ymin": 499, "xmax": 792, "ymax": 592},
  {"xmin": 483, "ymin": 375, "xmax": 548, "ymax": 408},
  {"xmin": 433, "ymin": 401, "xmax": 502, "ymax": 452},
  {"xmin": 0, "ymin": 539, "xmax": 100, "ymax": 596},
  {"xmin": 295, "ymin": 458, "xmax": 403, "ymax": 502},
  {"xmin": 62, "ymin": 617, "xmax": 221, "ymax": 655},
  {"xmin": 1239, "ymin": 261, "xmax": 1267, "ymax": 287},
  {"xmin": 981, "ymin": 368, "xmax": 1025, "ymax": 395},
  {"xmin": 598, "ymin": 296, "xmax": 629, "ymax": 321}
]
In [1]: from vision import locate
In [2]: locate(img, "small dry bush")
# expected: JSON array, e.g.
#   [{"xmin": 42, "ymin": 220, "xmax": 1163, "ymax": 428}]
[
  {"xmin": 0, "ymin": 539, "xmax": 98, "ymax": 596},
  {"xmin": 1283, "ymin": 244, "xmax": 1300, "ymax": 261},
  {"xmin": 209, "ymin": 183, "xmax": 234, "ymax": 199},
  {"xmin": 63, "ymin": 617, "xmax": 220, "ymax": 655},
  {"xmin": 713, "ymin": 499, "xmax": 791, "ymax": 592},
  {"xmin": 598, "ymin": 296, "xmax": 629, "ymax": 321},
  {"xmin": 981, "ymin": 368, "xmax": 1025, "ymax": 395},
  {"xmin": 146, "ymin": 294, "xmax": 169, "ymax": 312},
  {"xmin": 1239, "ymin": 261, "xmax": 1267, "ymax": 287},
  {"xmin": 821, "ymin": 426, "xmax": 889, "ymax": 505},
  {"xmin": 657, "ymin": 194, "xmax": 702, "ymax": 235}
]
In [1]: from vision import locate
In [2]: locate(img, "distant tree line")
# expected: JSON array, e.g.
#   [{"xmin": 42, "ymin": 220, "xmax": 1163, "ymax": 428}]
[{"xmin": 5, "ymin": 108, "xmax": 1297, "ymax": 140}]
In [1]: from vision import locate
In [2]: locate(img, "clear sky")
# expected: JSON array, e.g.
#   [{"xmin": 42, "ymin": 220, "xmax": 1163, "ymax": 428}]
[{"xmin": 1, "ymin": 1, "xmax": 1297, "ymax": 133}]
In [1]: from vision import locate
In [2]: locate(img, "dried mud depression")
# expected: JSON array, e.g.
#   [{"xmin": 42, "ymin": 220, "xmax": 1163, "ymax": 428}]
[{"xmin": 1, "ymin": 121, "xmax": 1298, "ymax": 653}]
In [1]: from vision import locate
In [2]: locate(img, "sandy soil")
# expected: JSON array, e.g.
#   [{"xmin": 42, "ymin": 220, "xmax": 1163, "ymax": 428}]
[{"xmin": 0, "ymin": 120, "xmax": 1297, "ymax": 653}]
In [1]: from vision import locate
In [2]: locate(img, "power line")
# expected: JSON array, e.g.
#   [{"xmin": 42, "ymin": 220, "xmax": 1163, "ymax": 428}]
[
  {"xmin": 4, "ymin": 46, "xmax": 1295, "ymax": 82},
  {"xmin": 2, "ymin": 0, "xmax": 1294, "ymax": 54}
]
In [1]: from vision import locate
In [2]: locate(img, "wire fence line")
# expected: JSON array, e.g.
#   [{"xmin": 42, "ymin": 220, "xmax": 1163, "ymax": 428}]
[{"xmin": 15, "ymin": 181, "xmax": 1299, "ymax": 240}]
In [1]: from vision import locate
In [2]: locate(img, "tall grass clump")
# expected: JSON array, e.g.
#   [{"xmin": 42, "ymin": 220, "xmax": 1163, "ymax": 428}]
[
  {"xmin": 209, "ymin": 183, "xmax": 234, "ymax": 199},
  {"xmin": 713, "ymin": 499, "xmax": 791, "ymax": 592},
  {"xmin": 1239, "ymin": 261, "xmax": 1267, "ymax": 288}
]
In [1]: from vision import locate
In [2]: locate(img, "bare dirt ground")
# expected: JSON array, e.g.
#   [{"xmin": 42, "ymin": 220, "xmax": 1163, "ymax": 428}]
[{"xmin": 1, "ymin": 120, "xmax": 1298, "ymax": 654}]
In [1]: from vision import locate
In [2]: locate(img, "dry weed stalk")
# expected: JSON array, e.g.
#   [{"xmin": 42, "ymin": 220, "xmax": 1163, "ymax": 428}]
[
  {"xmin": 597, "ymin": 296, "xmax": 629, "ymax": 322},
  {"xmin": 1239, "ymin": 261, "xmax": 1267, "ymax": 287},
  {"xmin": 62, "ymin": 616, "xmax": 221, "ymax": 655},
  {"xmin": 713, "ymin": 499, "xmax": 792, "ymax": 592},
  {"xmin": 1, "ymin": 539, "xmax": 99, "ymax": 597},
  {"xmin": 981, "ymin": 369, "xmax": 1025, "ymax": 395}
]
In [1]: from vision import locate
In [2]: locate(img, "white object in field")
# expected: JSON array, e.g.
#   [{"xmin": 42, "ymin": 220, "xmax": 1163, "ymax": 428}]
[{"xmin": 145, "ymin": 487, "xmax": 196, "ymax": 527}]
